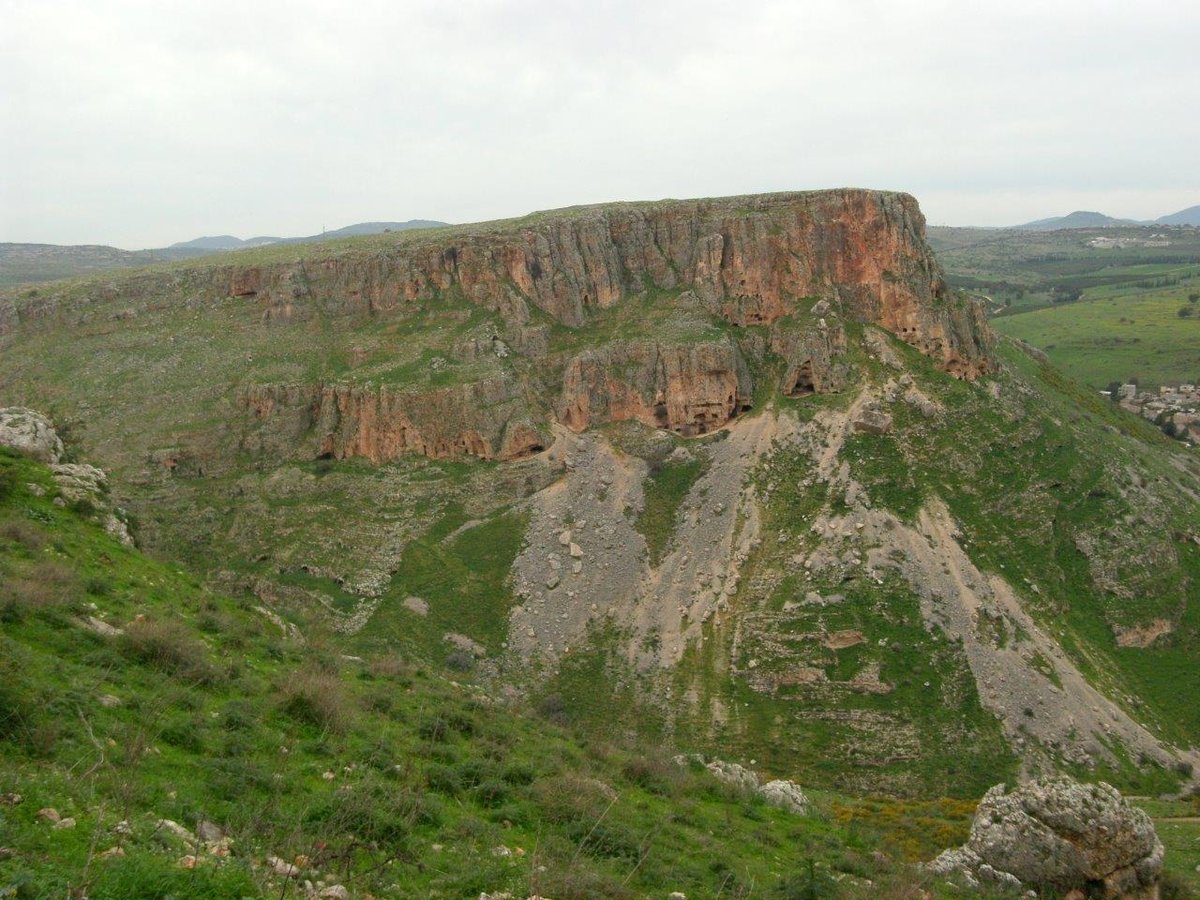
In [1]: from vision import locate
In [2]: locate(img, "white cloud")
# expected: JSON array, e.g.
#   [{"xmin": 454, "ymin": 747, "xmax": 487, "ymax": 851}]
[{"xmin": 2, "ymin": 0, "xmax": 1198, "ymax": 246}]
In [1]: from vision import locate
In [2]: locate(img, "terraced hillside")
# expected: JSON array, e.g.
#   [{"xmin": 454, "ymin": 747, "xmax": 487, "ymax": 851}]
[{"xmin": 1, "ymin": 189, "xmax": 1198, "ymax": 816}]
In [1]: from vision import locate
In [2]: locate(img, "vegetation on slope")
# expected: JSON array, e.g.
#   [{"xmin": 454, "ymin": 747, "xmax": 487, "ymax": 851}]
[{"xmin": 0, "ymin": 444, "xmax": 994, "ymax": 899}]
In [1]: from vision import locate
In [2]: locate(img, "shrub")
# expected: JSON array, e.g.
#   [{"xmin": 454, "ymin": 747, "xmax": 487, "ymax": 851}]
[
  {"xmin": 278, "ymin": 669, "xmax": 350, "ymax": 733},
  {"xmin": 445, "ymin": 649, "xmax": 475, "ymax": 671},
  {"xmin": 531, "ymin": 773, "xmax": 617, "ymax": 826},
  {"xmin": 0, "ymin": 517, "xmax": 45, "ymax": 551},
  {"xmin": 536, "ymin": 692, "xmax": 570, "ymax": 726},
  {"xmin": 120, "ymin": 617, "xmax": 218, "ymax": 684},
  {"xmin": 621, "ymin": 754, "xmax": 679, "ymax": 795},
  {"xmin": 0, "ymin": 561, "xmax": 81, "ymax": 622},
  {"xmin": 471, "ymin": 778, "xmax": 509, "ymax": 808}
]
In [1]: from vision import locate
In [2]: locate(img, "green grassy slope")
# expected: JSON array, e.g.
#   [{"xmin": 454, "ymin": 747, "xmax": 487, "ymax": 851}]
[
  {"xmin": 993, "ymin": 290, "xmax": 1200, "ymax": 389},
  {"xmin": 1, "ymin": 444, "xmax": 974, "ymax": 899}
]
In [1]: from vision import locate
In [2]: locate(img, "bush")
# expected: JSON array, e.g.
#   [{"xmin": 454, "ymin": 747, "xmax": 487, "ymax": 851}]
[
  {"xmin": 0, "ymin": 517, "xmax": 45, "ymax": 552},
  {"xmin": 278, "ymin": 669, "xmax": 350, "ymax": 733},
  {"xmin": 120, "ymin": 618, "xmax": 218, "ymax": 684},
  {"xmin": 531, "ymin": 773, "xmax": 617, "ymax": 826},
  {"xmin": 621, "ymin": 754, "xmax": 679, "ymax": 795},
  {"xmin": 0, "ymin": 561, "xmax": 82, "ymax": 622},
  {"xmin": 445, "ymin": 649, "xmax": 475, "ymax": 671},
  {"xmin": 536, "ymin": 692, "xmax": 570, "ymax": 726}
]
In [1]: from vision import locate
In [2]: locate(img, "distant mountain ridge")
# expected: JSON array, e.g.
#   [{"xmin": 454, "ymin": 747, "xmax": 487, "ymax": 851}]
[
  {"xmin": 168, "ymin": 219, "xmax": 448, "ymax": 250},
  {"xmin": 1155, "ymin": 204, "xmax": 1200, "ymax": 226},
  {"xmin": 1, "ymin": 219, "xmax": 450, "ymax": 287},
  {"xmin": 1014, "ymin": 204, "xmax": 1200, "ymax": 231},
  {"xmin": 1014, "ymin": 210, "xmax": 1140, "ymax": 231}
]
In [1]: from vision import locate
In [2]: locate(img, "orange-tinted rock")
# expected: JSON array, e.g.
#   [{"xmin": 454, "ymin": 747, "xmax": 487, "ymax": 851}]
[
  {"xmin": 558, "ymin": 341, "xmax": 753, "ymax": 436},
  {"xmin": 240, "ymin": 379, "xmax": 543, "ymax": 463},
  {"xmin": 196, "ymin": 190, "xmax": 989, "ymax": 374}
]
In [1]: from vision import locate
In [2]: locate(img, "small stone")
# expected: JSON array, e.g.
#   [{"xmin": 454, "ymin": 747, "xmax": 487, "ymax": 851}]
[
  {"xmin": 178, "ymin": 855, "xmax": 198, "ymax": 869},
  {"xmin": 54, "ymin": 817, "xmax": 77, "ymax": 830},
  {"xmin": 319, "ymin": 887, "xmax": 350, "ymax": 900},
  {"xmin": 37, "ymin": 808, "xmax": 61, "ymax": 824},
  {"xmin": 268, "ymin": 855, "xmax": 301, "ymax": 878}
]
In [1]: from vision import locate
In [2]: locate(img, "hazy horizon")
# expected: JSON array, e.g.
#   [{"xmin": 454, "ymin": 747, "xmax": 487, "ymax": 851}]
[{"xmin": 3, "ymin": 0, "xmax": 1198, "ymax": 248}]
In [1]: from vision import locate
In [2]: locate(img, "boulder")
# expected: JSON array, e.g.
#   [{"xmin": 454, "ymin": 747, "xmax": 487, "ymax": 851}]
[
  {"xmin": 705, "ymin": 759, "xmax": 760, "ymax": 792},
  {"xmin": 759, "ymin": 779, "xmax": 809, "ymax": 815},
  {"xmin": 852, "ymin": 407, "xmax": 893, "ymax": 435},
  {"xmin": 0, "ymin": 408, "xmax": 63, "ymax": 462},
  {"xmin": 930, "ymin": 777, "xmax": 1163, "ymax": 898}
]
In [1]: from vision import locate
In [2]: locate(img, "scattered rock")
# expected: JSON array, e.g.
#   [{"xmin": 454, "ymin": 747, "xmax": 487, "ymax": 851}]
[
  {"xmin": 78, "ymin": 615, "xmax": 123, "ymax": 637},
  {"xmin": 402, "ymin": 595, "xmax": 429, "ymax": 616},
  {"xmin": 319, "ymin": 887, "xmax": 350, "ymax": 900},
  {"xmin": 156, "ymin": 818, "xmax": 198, "ymax": 846},
  {"xmin": 821, "ymin": 629, "xmax": 865, "ymax": 650},
  {"xmin": 196, "ymin": 820, "xmax": 224, "ymax": 843},
  {"xmin": 444, "ymin": 632, "xmax": 487, "ymax": 658},
  {"xmin": 97, "ymin": 693, "xmax": 122, "ymax": 708},
  {"xmin": 930, "ymin": 777, "xmax": 1163, "ymax": 898},
  {"xmin": 267, "ymin": 855, "xmax": 301, "ymax": 878},
  {"xmin": 0, "ymin": 793, "xmax": 22, "ymax": 806},
  {"xmin": 54, "ymin": 817, "xmax": 77, "ymax": 830},
  {"xmin": 37, "ymin": 807, "xmax": 61, "ymax": 824},
  {"xmin": 0, "ymin": 848, "xmax": 14, "ymax": 861},
  {"xmin": 852, "ymin": 407, "xmax": 893, "ymax": 435},
  {"xmin": 178, "ymin": 855, "xmax": 199, "ymax": 870}
]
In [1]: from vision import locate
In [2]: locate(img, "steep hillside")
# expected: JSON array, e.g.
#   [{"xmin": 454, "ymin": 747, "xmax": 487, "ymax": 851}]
[
  {"xmin": 1, "ymin": 189, "xmax": 1197, "ymax": 810},
  {"xmin": 3, "ymin": 439, "xmax": 940, "ymax": 898}
]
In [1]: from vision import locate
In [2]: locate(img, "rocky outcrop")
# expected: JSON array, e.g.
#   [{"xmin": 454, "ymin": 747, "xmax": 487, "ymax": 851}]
[
  {"xmin": 0, "ymin": 408, "xmax": 133, "ymax": 544},
  {"xmin": 930, "ymin": 777, "xmax": 1163, "ymax": 898},
  {"xmin": 240, "ymin": 378, "xmax": 546, "ymax": 463},
  {"xmin": 2, "ymin": 191, "xmax": 994, "ymax": 466},
  {"xmin": 558, "ymin": 339, "xmax": 753, "ymax": 436},
  {"xmin": 0, "ymin": 408, "xmax": 64, "ymax": 462},
  {"xmin": 1, "ymin": 190, "xmax": 993, "ymax": 371},
  {"xmin": 675, "ymin": 756, "xmax": 810, "ymax": 816}
]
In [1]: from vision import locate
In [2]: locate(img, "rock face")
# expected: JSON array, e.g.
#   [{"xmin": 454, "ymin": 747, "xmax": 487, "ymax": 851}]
[
  {"xmin": 1, "ymin": 190, "xmax": 993, "ymax": 465},
  {"xmin": 0, "ymin": 408, "xmax": 64, "ymax": 462},
  {"xmin": 558, "ymin": 339, "xmax": 753, "ymax": 436},
  {"xmin": 930, "ymin": 777, "xmax": 1163, "ymax": 898},
  {"xmin": 240, "ymin": 379, "xmax": 547, "ymax": 463}
]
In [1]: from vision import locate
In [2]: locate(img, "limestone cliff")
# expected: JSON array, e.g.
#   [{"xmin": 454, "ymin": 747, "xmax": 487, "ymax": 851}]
[
  {"xmin": 240, "ymin": 379, "xmax": 546, "ymax": 463},
  {"xmin": 0, "ymin": 189, "xmax": 993, "ymax": 464}
]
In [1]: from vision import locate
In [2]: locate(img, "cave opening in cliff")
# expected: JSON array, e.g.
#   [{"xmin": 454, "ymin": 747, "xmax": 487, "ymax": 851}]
[{"xmin": 785, "ymin": 360, "xmax": 816, "ymax": 397}]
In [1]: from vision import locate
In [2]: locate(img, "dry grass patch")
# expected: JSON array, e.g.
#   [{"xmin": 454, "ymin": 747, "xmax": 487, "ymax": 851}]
[
  {"xmin": 279, "ymin": 668, "xmax": 352, "ymax": 733},
  {"xmin": 120, "ymin": 616, "xmax": 219, "ymax": 683}
]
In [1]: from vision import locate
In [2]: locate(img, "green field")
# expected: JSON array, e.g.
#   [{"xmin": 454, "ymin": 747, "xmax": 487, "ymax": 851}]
[
  {"xmin": 993, "ymin": 288, "xmax": 1200, "ymax": 389},
  {"xmin": 929, "ymin": 224, "xmax": 1200, "ymax": 389}
]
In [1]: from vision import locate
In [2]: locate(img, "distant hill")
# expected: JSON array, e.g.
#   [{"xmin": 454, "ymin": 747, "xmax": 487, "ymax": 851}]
[
  {"xmin": 2, "ymin": 220, "xmax": 450, "ymax": 287},
  {"xmin": 0, "ymin": 243, "xmax": 173, "ymax": 288},
  {"xmin": 168, "ymin": 219, "xmax": 448, "ymax": 250},
  {"xmin": 169, "ymin": 234, "xmax": 282, "ymax": 251},
  {"xmin": 1156, "ymin": 204, "xmax": 1200, "ymax": 226},
  {"xmin": 1014, "ymin": 210, "xmax": 1139, "ymax": 231}
]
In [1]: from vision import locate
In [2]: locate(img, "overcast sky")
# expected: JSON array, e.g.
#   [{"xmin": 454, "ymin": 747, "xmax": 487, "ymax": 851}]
[{"xmin": 3, "ymin": 0, "xmax": 1198, "ymax": 248}]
